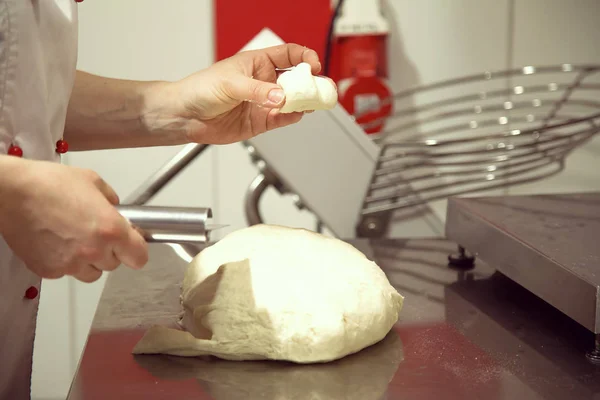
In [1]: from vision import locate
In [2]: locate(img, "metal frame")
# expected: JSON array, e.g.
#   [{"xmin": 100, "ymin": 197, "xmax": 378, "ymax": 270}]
[
  {"xmin": 116, "ymin": 205, "xmax": 215, "ymax": 244},
  {"xmin": 243, "ymin": 147, "xmax": 326, "ymax": 233},
  {"xmin": 446, "ymin": 194, "xmax": 600, "ymax": 334},
  {"xmin": 124, "ymin": 143, "xmax": 210, "ymax": 205},
  {"xmin": 362, "ymin": 64, "xmax": 600, "ymax": 219},
  {"xmin": 119, "ymin": 143, "xmax": 215, "ymax": 243}
]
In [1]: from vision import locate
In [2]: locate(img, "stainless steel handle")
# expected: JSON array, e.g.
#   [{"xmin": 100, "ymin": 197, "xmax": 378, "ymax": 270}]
[
  {"xmin": 244, "ymin": 173, "xmax": 269, "ymax": 226},
  {"xmin": 116, "ymin": 205, "xmax": 213, "ymax": 244},
  {"xmin": 124, "ymin": 143, "xmax": 210, "ymax": 206}
]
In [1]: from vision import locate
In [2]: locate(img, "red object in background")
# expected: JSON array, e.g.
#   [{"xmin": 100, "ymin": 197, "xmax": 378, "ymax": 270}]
[
  {"xmin": 338, "ymin": 76, "xmax": 392, "ymax": 134},
  {"xmin": 214, "ymin": 0, "xmax": 392, "ymax": 135},
  {"xmin": 214, "ymin": 0, "xmax": 332, "ymax": 62},
  {"xmin": 330, "ymin": 34, "xmax": 392, "ymax": 134},
  {"xmin": 329, "ymin": 35, "xmax": 389, "ymax": 82}
]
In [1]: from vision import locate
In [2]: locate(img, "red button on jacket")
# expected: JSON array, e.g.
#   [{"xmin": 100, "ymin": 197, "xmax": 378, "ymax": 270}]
[
  {"xmin": 24, "ymin": 286, "xmax": 38, "ymax": 300},
  {"xmin": 8, "ymin": 145, "xmax": 23, "ymax": 157}
]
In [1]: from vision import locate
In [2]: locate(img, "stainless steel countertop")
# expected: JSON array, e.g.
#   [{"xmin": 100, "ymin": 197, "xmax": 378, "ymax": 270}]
[
  {"xmin": 67, "ymin": 239, "xmax": 600, "ymax": 400},
  {"xmin": 446, "ymin": 192, "xmax": 600, "ymax": 334}
]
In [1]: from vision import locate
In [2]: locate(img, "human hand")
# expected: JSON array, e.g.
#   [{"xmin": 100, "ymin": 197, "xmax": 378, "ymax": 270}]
[
  {"xmin": 146, "ymin": 44, "xmax": 323, "ymax": 144},
  {"xmin": 0, "ymin": 157, "xmax": 148, "ymax": 282}
]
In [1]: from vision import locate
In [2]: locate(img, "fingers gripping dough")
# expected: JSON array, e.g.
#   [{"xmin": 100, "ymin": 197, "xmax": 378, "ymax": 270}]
[
  {"xmin": 277, "ymin": 63, "xmax": 338, "ymax": 113},
  {"xmin": 133, "ymin": 224, "xmax": 404, "ymax": 363}
]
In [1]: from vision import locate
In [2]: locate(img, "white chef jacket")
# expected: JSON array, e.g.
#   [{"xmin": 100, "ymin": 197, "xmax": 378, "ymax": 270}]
[{"xmin": 0, "ymin": 1, "xmax": 79, "ymax": 398}]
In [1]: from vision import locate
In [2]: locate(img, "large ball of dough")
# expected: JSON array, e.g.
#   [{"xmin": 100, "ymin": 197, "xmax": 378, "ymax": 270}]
[{"xmin": 133, "ymin": 224, "xmax": 404, "ymax": 363}]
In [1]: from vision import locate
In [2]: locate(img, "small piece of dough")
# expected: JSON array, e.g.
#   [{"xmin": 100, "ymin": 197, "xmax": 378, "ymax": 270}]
[
  {"xmin": 277, "ymin": 62, "xmax": 338, "ymax": 113},
  {"xmin": 133, "ymin": 224, "xmax": 404, "ymax": 364}
]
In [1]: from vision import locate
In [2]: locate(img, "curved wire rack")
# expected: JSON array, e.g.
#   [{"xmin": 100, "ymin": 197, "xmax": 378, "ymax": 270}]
[{"xmin": 358, "ymin": 64, "xmax": 600, "ymax": 218}]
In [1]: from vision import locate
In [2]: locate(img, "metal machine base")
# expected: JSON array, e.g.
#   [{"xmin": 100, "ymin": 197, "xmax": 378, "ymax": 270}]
[
  {"xmin": 446, "ymin": 192, "xmax": 600, "ymax": 361},
  {"xmin": 447, "ymin": 245, "xmax": 476, "ymax": 270},
  {"xmin": 586, "ymin": 334, "xmax": 600, "ymax": 365}
]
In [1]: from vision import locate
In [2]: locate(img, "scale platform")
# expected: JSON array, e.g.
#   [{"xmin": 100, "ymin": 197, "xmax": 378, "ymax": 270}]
[{"xmin": 445, "ymin": 192, "xmax": 600, "ymax": 337}]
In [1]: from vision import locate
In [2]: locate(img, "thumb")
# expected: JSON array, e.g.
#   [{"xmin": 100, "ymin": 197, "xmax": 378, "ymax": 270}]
[{"xmin": 227, "ymin": 76, "xmax": 286, "ymax": 108}]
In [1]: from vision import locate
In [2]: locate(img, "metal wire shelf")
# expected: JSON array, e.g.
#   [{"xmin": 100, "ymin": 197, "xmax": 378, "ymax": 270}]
[{"xmin": 359, "ymin": 64, "xmax": 600, "ymax": 218}]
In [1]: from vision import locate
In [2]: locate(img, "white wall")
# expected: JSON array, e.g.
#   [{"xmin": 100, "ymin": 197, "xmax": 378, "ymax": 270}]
[
  {"xmin": 32, "ymin": 1, "xmax": 600, "ymax": 399},
  {"xmin": 507, "ymin": 0, "xmax": 600, "ymax": 197}
]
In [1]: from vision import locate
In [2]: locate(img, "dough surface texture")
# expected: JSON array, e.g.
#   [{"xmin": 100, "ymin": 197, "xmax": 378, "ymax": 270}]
[
  {"xmin": 133, "ymin": 224, "xmax": 404, "ymax": 363},
  {"xmin": 277, "ymin": 62, "xmax": 338, "ymax": 113}
]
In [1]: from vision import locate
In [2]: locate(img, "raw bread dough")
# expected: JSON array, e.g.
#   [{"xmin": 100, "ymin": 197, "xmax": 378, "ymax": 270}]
[
  {"xmin": 133, "ymin": 224, "xmax": 404, "ymax": 363},
  {"xmin": 277, "ymin": 63, "xmax": 338, "ymax": 113}
]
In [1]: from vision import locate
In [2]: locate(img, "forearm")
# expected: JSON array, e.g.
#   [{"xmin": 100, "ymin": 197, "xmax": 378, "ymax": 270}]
[{"xmin": 64, "ymin": 71, "xmax": 191, "ymax": 151}]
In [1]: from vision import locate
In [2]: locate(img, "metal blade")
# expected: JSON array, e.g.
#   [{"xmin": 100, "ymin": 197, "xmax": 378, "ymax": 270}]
[{"xmin": 206, "ymin": 224, "xmax": 229, "ymax": 232}]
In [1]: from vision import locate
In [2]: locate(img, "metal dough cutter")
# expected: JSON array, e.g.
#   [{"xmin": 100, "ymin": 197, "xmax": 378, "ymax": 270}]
[{"xmin": 116, "ymin": 205, "xmax": 227, "ymax": 244}]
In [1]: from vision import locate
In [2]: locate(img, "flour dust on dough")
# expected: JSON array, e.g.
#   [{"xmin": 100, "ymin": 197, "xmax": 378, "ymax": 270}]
[
  {"xmin": 277, "ymin": 62, "xmax": 338, "ymax": 113},
  {"xmin": 133, "ymin": 224, "xmax": 404, "ymax": 363}
]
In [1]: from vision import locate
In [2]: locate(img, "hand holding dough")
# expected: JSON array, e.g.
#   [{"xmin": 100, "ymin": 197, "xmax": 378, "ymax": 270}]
[
  {"xmin": 133, "ymin": 224, "xmax": 404, "ymax": 364},
  {"xmin": 277, "ymin": 63, "xmax": 338, "ymax": 113}
]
